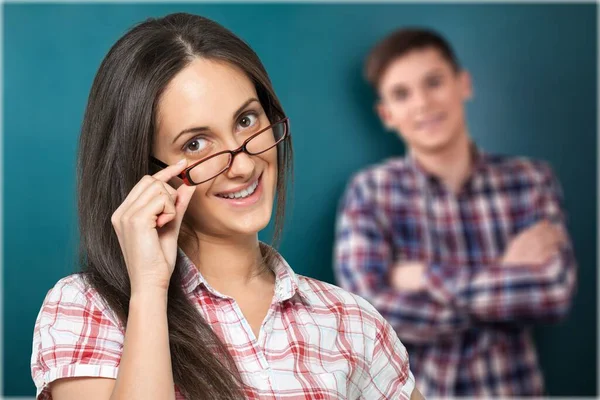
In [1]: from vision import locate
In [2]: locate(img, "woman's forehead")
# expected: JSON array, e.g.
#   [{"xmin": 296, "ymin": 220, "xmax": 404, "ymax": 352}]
[{"xmin": 156, "ymin": 59, "xmax": 259, "ymax": 134}]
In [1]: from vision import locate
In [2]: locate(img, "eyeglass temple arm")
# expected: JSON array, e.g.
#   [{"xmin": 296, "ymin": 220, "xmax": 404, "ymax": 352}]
[{"xmin": 150, "ymin": 156, "xmax": 170, "ymax": 169}]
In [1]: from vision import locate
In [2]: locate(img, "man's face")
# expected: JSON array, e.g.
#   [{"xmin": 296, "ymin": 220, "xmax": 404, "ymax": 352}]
[{"xmin": 377, "ymin": 47, "xmax": 472, "ymax": 155}]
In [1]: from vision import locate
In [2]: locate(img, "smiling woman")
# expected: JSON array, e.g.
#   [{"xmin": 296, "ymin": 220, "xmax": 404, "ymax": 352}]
[{"xmin": 29, "ymin": 12, "xmax": 421, "ymax": 400}]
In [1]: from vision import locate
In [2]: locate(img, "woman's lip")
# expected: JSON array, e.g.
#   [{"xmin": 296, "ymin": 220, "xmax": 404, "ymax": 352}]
[
  {"xmin": 216, "ymin": 175, "xmax": 261, "ymax": 196},
  {"xmin": 214, "ymin": 174, "xmax": 263, "ymax": 207}
]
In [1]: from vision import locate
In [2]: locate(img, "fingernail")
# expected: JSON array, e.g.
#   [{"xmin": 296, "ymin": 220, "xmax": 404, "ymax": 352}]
[{"xmin": 177, "ymin": 159, "xmax": 187, "ymax": 165}]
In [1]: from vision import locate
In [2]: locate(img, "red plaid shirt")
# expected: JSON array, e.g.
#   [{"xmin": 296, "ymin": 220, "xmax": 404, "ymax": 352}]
[
  {"xmin": 334, "ymin": 148, "xmax": 577, "ymax": 397},
  {"xmin": 31, "ymin": 245, "xmax": 415, "ymax": 399}
]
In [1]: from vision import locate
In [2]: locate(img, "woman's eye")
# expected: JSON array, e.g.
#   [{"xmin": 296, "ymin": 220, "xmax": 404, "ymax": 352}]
[
  {"xmin": 238, "ymin": 113, "xmax": 258, "ymax": 129},
  {"xmin": 185, "ymin": 137, "xmax": 209, "ymax": 154}
]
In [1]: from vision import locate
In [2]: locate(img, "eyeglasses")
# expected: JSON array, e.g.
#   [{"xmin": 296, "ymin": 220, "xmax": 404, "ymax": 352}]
[{"xmin": 151, "ymin": 118, "xmax": 290, "ymax": 186}]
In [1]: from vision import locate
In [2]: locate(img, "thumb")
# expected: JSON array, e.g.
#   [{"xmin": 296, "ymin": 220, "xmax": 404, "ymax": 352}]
[{"xmin": 173, "ymin": 184, "xmax": 196, "ymax": 229}]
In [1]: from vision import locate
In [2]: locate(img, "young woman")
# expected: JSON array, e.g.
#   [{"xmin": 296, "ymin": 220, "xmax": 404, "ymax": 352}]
[{"xmin": 31, "ymin": 12, "xmax": 421, "ymax": 400}]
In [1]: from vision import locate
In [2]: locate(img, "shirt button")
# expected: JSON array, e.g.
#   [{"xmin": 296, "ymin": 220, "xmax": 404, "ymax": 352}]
[{"xmin": 260, "ymin": 370, "xmax": 270, "ymax": 380}]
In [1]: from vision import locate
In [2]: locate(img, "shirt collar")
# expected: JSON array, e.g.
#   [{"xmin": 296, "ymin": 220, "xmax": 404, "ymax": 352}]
[
  {"xmin": 265, "ymin": 243, "xmax": 312, "ymax": 307},
  {"xmin": 178, "ymin": 247, "xmax": 219, "ymax": 297},
  {"xmin": 407, "ymin": 142, "xmax": 489, "ymax": 190},
  {"xmin": 177, "ymin": 243, "xmax": 311, "ymax": 307}
]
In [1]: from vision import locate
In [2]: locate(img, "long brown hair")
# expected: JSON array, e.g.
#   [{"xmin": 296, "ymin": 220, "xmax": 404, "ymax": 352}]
[{"xmin": 77, "ymin": 12, "xmax": 293, "ymax": 399}]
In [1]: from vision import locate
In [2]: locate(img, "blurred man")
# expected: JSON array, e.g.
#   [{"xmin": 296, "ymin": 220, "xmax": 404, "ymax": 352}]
[{"xmin": 334, "ymin": 27, "xmax": 577, "ymax": 397}]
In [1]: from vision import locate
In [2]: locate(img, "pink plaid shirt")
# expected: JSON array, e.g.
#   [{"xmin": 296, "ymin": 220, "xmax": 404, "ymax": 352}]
[{"xmin": 31, "ymin": 245, "xmax": 416, "ymax": 399}]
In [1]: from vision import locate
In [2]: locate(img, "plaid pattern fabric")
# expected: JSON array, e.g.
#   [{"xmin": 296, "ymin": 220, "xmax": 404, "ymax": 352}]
[
  {"xmin": 31, "ymin": 245, "xmax": 415, "ymax": 399},
  {"xmin": 334, "ymin": 148, "xmax": 577, "ymax": 398}
]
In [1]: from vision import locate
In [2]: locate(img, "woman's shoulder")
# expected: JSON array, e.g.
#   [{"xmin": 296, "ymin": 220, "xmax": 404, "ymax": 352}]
[
  {"xmin": 40, "ymin": 273, "xmax": 99, "ymax": 307},
  {"xmin": 295, "ymin": 275, "xmax": 388, "ymax": 329},
  {"xmin": 43, "ymin": 273, "xmax": 89, "ymax": 298},
  {"xmin": 35, "ymin": 273, "xmax": 122, "ymax": 331},
  {"xmin": 32, "ymin": 274, "xmax": 123, "ymax": 397}
]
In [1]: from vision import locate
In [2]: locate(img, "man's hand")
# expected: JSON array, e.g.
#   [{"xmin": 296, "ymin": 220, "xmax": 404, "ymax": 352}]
[
  {"xmin": 390, "ymin": 261, "xmax": 426, "ymax": 292},
  {"xmin": 501, "ymin": 220, "xmax": 566, "ymax": 266}
]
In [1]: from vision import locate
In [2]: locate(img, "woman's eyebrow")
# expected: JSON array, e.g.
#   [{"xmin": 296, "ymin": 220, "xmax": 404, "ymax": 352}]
[
  {"xmin": 172, "ymin": 126, "xmax": 209, "ymax": 145},
  {"xmin": 171, "ymin": 97, "xmax": 260, "ymax": 144},
  {"xmin": 232, "ymin": 97, "xmax": 260, "ymax": 120}
]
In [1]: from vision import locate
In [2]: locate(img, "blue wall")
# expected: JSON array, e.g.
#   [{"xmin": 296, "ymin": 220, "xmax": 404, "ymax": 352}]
[{"xmin": 3, "ymin": 3, "xmax": 597, "ymax": 396}]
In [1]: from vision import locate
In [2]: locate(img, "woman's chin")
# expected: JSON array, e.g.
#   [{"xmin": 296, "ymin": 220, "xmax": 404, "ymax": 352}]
[{"xmin": 222, "ymin": 213, "xmax": 273, "ymax": 237}]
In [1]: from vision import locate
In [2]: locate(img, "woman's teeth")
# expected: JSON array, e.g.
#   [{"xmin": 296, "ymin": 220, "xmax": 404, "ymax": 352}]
[{"xmin": 220, "ymin": 179, "xmax": 259, "ymax": 199}]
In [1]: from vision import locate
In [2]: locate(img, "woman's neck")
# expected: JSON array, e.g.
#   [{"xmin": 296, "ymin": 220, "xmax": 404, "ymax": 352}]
[{"xmin": 182, "ymin": 233, "xmax": 273, "ymax": 294}]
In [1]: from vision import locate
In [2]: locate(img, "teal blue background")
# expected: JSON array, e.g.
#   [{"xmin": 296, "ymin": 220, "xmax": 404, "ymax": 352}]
[{"xmin": 3, "ymin": 3, "xmax": 597, "ymax": 397}]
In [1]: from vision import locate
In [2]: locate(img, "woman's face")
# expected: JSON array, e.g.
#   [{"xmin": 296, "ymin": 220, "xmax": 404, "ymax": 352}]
[{"xmin": 153, "ymin": 58, "xmax": 278, "ymax": 240}]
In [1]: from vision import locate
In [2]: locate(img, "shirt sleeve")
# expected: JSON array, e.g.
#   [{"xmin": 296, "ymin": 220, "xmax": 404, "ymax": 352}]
[
  {"xmin": 31, "ymin": 275, "xmax": 124, "ymax": 399},
  {"xmin": 334, "ymin": 172, "xmax": 472, "ymax": 345},
  {"xmin": 360, "ymin": 305, "xmax": 417, "ymax": 399},
  {"xmin": 424, "ymin": 161, "xmax": 577, "ymax": 323}
]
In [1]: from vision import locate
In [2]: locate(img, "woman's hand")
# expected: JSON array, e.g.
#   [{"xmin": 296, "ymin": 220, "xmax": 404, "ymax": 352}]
[{"xmin": 111, "ymin": 159, "xmax": 196, "ymax": 295}]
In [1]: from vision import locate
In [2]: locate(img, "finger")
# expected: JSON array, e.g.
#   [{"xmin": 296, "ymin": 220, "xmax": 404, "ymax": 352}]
[
  {"xmin": 155, "ymin": 186, "xmax": 181, "ymax": 228},
  {"xmin": 129, "ymin": 192, "xmax": 177, "ymax": 230},
  {"xmin": 526, "ymin": 221, "xmax": 558, "ymax": 244},
  {"xmin": 544, "ymin": 235, "xmax": 564, "ymax": 254},
  {"xmin": 542, "ymin": 221, "xmax": 565, "ymax": 240},
  {"xmin": 122, "ymin": 186, "xmax": 175, "ymax": 225},
  {"xmin": 552, "ymin": 224, "xmax": 567, "ymax": 244},
  {"xmin": 157, "ymin": 185, "xmax": 195, "ymax": 230},
  {"xmin": 528, "ymin": 221, "xmax": 555, "ymax": 241},
  {"xmin": 156, "ymin": 210, "xmax": 177, "ymax": 228},
  {"xmin": 113, "ymin": 175, "xmax": 157, "ymax": 220},
  {"xmin": 152, "ymin": 158, "xmax": 188, "ymax": 183},
  {"xmin": 539, "ymin": 226, "xmax": 564, "ymax": 248},
  {"xmin": 533, "ymin": 231, "xmax": 555, "ymax": 249},
  {"xmin": 123, "ymin": 181, "xmax": 178, "ymax": 219},
  {"xmin": 172, "ymin": 184, "xmax": 197, "ymax": 230},
  {"xmin": 114, "ymin": 173, "xmax": 179, "ymax": 220},
  {"xmin": 138, "ymin": 180, "xmax": 178, "ymax": 206},
  {"xmin": 117, "ymin": 158, "xmax": 185, "ymax": 217},
  {"xmin": 547, "ymin": 230, "xmax": 564, "ymax": 247},
  {"xmin": 158, "ymin": 181, "xmax": 178, "ymax": 205},
  {"xmin": 531, "ymin": 239, "xmax": 560, "ymax": 263}
]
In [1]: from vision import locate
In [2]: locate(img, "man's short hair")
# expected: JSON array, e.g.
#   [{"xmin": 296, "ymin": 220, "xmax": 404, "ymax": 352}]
[{"xmin": 365, "ymin": 27, "xmax": 461, "ymax": 91}]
